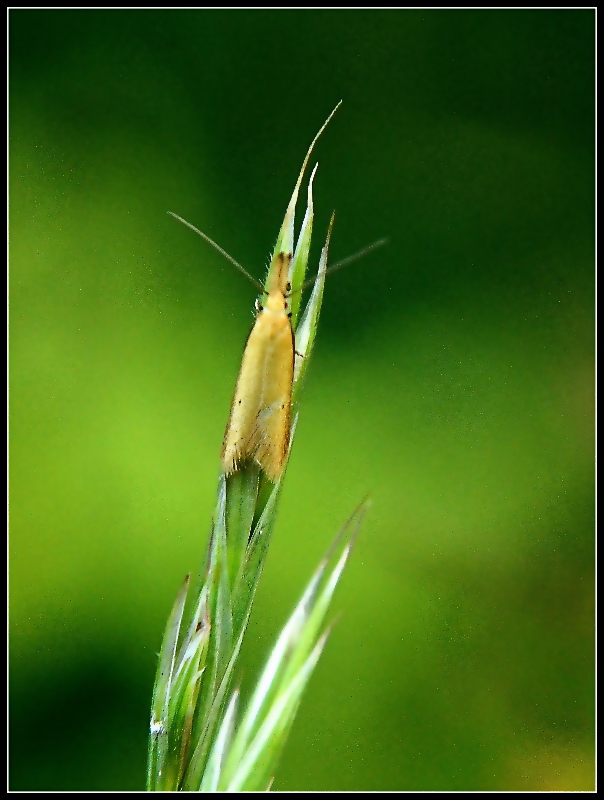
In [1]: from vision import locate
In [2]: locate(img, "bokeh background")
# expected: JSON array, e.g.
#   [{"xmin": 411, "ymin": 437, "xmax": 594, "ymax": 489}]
[{"xmin": 10, "ymin": 9, "xmax": 594, "ymax": 791}]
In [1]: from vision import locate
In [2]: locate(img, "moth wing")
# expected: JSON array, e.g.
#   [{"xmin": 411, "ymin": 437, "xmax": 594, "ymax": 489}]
[
  {"xmin": 251, "ymin": 322, "xmax": 293, "ymax": 482},
  {"xmin": 221, "ymin": 321, "xmax": 266, "ymax": 475},
  {"xmin": 221, "ymin": 313, "xmax": 294, "ymax": 482}
]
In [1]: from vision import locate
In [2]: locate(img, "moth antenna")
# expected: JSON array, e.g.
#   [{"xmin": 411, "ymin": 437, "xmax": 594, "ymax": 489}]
[
  {"xmin": 327, "ymin": 238, "xmax": 389, "ymax": 274},
  {"xmin": 168, "ymin": 211, "xmax": 265, "ymax": 292},
  {"xmin": 298, "ymin": 237, "xmax": 388, "ymax": 292}
]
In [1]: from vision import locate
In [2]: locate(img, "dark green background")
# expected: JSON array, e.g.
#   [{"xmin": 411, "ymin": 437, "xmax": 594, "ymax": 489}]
[{"xmin": 10, "ymin": 10, "xmax": 594, "ymax": 791}]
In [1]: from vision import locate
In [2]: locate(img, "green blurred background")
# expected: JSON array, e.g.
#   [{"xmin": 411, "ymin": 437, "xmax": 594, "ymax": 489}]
[{"xmin": 10, "ymin": 9, "xmax": 594, "ymax": 791}]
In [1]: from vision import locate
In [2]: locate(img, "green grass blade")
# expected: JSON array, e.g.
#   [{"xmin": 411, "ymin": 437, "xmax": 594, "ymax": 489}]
[
  {"xmin": 199, "ymin": 689, "xmax": 239, "ymax": 792},
  {"xmin": 217, "ymin": 501, "xmax": 369, "ymax": 791},
  {"xmin": 147, "ymin": 575, "xmax": 190, "ymax": 791},
  {"xmin": 226, "ymin": 560, "xmax": 327, "ymax": 771},
  {"xmin": 269, "ymin": 103, "xmax": 340, "ymax": 284},
  {"xmin": 230, "ymin": 478, "xmax": 282, "ymax": 636},
  {"xmin": 276, "ymin": 501, "xmax": 368, "ymax": 694},
  {"xmin": 293, "ymin": 215, "xmax": 333, "ymax": 395},
  {"xmin": 181, "ymin": 619, "xmax": 248, "ymax": 790},
  {"xmin": 225, "ymin": 465, "xmax": 260, "ymax": 590},
  {"xmin": 289, "ymin": 164, "xmax": 317, "ymax": 326},
  {"xmin": 224, "ymin": 635, "xmax": 328, "ymax": 792},
  {"xmin": 181, "ymin": 479, "xmax": 233, "ymax": 789}
]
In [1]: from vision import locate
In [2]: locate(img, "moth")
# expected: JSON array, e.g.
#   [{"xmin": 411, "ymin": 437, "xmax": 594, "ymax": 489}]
[
  {"xmin": 221, "ymin": 249, "xmax": 296, "ymax": 482},
  {"xmin": 168, "ymin": 207, "xmax": 314, "ymax": 483}
]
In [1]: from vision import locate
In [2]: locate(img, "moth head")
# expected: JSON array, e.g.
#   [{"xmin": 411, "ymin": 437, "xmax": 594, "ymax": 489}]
[{"xmin": 266, "ymin": 251, "xmax": 293, "ymax": 296}]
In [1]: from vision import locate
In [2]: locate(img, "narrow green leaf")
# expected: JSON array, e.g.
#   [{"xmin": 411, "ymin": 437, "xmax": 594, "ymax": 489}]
[
  {"xmin": 278, "ymin": 537, "xmax": 352, "ymax": 695},
  {"xmin": 220, "ymin": 500, "xmax": 369, "ymax": 789},
  {"xmin": 182, "ymin": 619, "xmax": 248, "ymax": 790},
  {"xmin": 266, "ymin": 103, "xmax": 341, "ymax": 292},
  {"xmin": 288, "ymin": 164, "xmax": 317, "ymax": 327},
  {"xmin": 230, "ymin": 479, "xmax": 281, "ymax": 635},
  {"xmin": 277, "ymin": 501, "xmax": 369, "ymax": 699},
  {"xmin": 226, "ymin": 558, "xmax": 327, "ymax": 771},
  {"xmin": 230, "ymin": 413, "xmax": 299, "ymax": 636},
  {"xmin": 174, "ymin": 583, "xmax": 210, "ymax": 686},
  {"xmin": 293, "ymin": 214, "xmax": 334, "ymax": 396},
  {"xmin": 224, "ymin": 634, "xmax": 329, "ymax": 792},
  {"xmin": 225, "ymin": 465, "xmax": 260, "ymax": 591},
  {"xmin": 147, "ymin": 575, "xmax": 189, "ymax": 791},
  {"xmin": 168, "ymin": 620, "xmax": 211, "ymax": 786},
  {"xmin": 199, "ymin": 689, "xmax": 239, "ymax": 792},
  {"xmin": 182, "ymin": 480, "xmax": 232, "ymax": 788}
]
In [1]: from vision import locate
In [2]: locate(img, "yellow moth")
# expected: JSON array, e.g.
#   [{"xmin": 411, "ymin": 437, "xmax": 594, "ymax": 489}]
[
  {"xmin": 221, "ymin": 249, "xmax": 295, "ymax": 482},
  {"xmin": 169, "ymin": 103, "xmax": 384, "ymax": 483}
]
